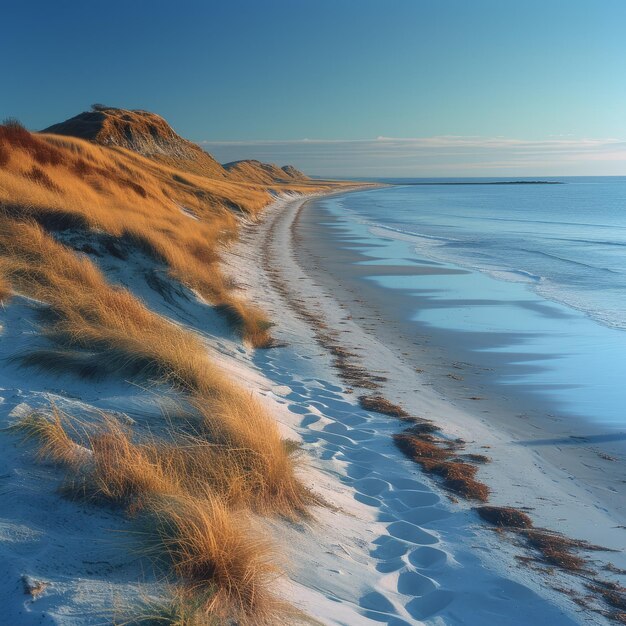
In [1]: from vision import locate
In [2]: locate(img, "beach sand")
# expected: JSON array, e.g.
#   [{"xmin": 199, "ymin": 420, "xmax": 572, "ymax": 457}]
[{"xmin": 225, "ymin": 191, "xmax": 625, "ymax": 624}]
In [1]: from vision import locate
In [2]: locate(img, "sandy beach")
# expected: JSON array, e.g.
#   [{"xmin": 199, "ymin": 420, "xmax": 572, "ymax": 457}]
[
  {"xmin": 293, "ymin": 192, "xmax": 626, "ymax": 534},
  {"xmin": 224, "ymin": 190, "xmax": 626, "ymax": 624},
  {"xmin": 0, "ymin": 187, "xmax": 622, "ymax": 624}
]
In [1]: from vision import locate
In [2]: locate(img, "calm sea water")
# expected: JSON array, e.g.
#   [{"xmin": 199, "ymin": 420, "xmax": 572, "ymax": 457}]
[{"xmin": 320, "ymin": 178, "xmax": 626, "ymax": 427}]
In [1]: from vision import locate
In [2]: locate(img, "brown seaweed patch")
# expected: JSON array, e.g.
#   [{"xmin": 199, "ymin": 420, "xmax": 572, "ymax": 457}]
[
  {"xmin": 358, "ymin": 394, "xmax": 411, "ymax": 419},
  {"xmin": 393, "ymin": 430, "xmax": 490, "ymax": 502},
  {"xmin": 476, "ymin": 506, "xmax": 533, "ymax": 529}
]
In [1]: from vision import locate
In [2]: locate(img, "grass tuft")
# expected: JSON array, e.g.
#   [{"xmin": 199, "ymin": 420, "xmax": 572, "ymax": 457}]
[
  {"xmin": 18, "ymin": 408, "xmax": 293, "ymax": 623},
  {"xmin": 0, "ymin": 122, "xmax": 64, "ymax": 165},
  {"xmin": 0, "ymin": 268, "xmax": 11, "ymax": 303},
  {"xmin": 150, "ymin": 495, "xmax": 284, "ymax": 624},
  {"xmin": 15, "ymin": 408, "xmax": 90, "ymax": 469}
]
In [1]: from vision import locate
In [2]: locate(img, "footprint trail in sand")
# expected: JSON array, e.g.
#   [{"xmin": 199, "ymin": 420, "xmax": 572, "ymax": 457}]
[{"xmin": 254, "ymin": 346, "xmax": 578, "ymax": 626}]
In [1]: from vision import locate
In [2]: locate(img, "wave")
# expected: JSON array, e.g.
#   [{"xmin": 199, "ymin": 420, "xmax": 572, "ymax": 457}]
[
  {"xmin": 368, "ymin": 223, "xmax": 461, "ymax": 244},
  {"xmin": 550, "ymin": 236, "xmax": 626, "ymax": 248},
  {"xmin": 343, "ymin": 198, "xmax": 626, "ymax": 332},
  {"xmin": 520, "ymin": 248, "xmax": 623, "ymax": 275},
  {"xmin": 488, "ymin": 268, "xmax": 543, "ymax": 283}
]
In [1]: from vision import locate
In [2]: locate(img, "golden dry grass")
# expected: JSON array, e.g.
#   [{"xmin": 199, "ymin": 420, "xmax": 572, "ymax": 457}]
[
  {"xmin": 0, "ymin": 219, "xmax": 215, "ymax": 382},
  {"xmin": 0, "ymin": 271, "xmax": 10, "ymax": 303},
  {"xmin": 1, "ymin": 223, "xmax": 312, "ymax": 517},
  {"xmin": 150, "ymin": 495, "xmax": 284, "ymax": 624},
  {"xmin": 17, "ymin": 408, "xmax": 90, "ymax": 469},
  {"xmin": 0, "ymin": 123, "xmax": 341, "ymax": 345},
  {"xmin": 195, "ymin": 392, "xmax": 314, "ymax": 516},
  {"xmin": 17, "ymin": 409, "xmax": 293, "ymax": 624}
]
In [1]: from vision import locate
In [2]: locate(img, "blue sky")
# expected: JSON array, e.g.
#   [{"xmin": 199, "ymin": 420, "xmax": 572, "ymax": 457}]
[{"xmin": 2, "ymin": 0, "xmax": 625, "ymax": 176}]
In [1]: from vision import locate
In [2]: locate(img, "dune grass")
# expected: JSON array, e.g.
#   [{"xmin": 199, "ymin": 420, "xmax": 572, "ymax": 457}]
[
  {"xmin": 17, "ymin": 408, "xmax": 296, "ymax": 624},
  {"xmin": 2, "ymin": 218, "xmax": 312, "ymax": 618},
  {"xmin": 0, "ymin": 123, "xmax": 338, "ymax": 345},
  {"xmin": 0, "ymin": 272, "xmax": 10, "ymax": 303},
  {"xmin": 150, "ymin": 495, "xmax": 283, "ymax": 624},
  {"xmin": 1, "ymin": 219, "xmax": 312, "ymax": 515}
]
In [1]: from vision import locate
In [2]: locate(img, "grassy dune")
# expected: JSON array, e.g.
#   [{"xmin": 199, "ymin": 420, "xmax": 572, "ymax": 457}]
[
  {"xmin": 18, "ymin": 409, "xmax": 290, "ymax": 624},
  {"xmin": 0, "ymin": 222, "xmax": 308, "ymax": 620},
  {"xmin": 0, "ymin": 121, "xmax": 336, "ymax": 346},
  {"xmin": 0, "ymin": 119, "xmax": 340, "ymax": 623}
]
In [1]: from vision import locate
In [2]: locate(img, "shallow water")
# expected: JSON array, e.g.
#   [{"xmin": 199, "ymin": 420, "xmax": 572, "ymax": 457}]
[{"xmin": 314, "ymin": 180, "xmax": 626, "ymax": 427}]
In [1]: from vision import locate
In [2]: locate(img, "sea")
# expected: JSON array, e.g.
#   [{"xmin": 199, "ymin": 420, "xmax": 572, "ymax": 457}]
[{"xmin": 313, "ymin": 177, "xmax": 626, "ymax": 428}]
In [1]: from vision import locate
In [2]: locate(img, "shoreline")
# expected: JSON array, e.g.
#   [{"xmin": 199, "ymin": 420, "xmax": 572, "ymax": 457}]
[
  {"xmin": 292, "ymin": 191, "xmax": 626, "ymax": 546},
  {"xmin": 226, "ymin": 190, "xmax": 625, "ymax": 623}
]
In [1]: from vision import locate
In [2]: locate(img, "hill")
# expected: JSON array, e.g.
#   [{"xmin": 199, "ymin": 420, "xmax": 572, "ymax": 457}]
[
  {"xmin": 225, "ymin": 159, "xmax": 310, "ymax": 184},
  {"xmin": 43, "ymin": 106, "xmax": 229, "ymax": 179},
  {"xmin": 0, "ymin": 116, "xmax": 347, "ymax": 346},
  {"xmin": 43, "ymin": 106, "xmax": 310, "ymax": 184}
]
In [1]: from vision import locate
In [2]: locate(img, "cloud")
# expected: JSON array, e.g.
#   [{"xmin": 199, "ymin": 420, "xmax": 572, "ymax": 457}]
[{"xmin": 198, "ymin": 135, "xmax": 626, "ymax": 177}]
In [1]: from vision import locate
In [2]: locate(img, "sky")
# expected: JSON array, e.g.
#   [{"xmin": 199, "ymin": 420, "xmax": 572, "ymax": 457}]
[{"xmin": 2, "ymin": 0, "xmax": 626, "ymax": 177}]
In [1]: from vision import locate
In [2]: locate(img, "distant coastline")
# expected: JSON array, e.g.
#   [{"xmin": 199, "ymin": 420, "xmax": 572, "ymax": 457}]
[{"xmin": 397, "ymin": 180, "xmax": 563, "ymax": 185}]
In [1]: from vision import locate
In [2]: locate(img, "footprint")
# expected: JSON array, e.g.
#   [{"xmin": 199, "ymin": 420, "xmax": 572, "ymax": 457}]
[
  {"xmin": 404, "ymin": 507, "xmax": 451, "ymax": 526},
  {"xmin": 315, "ymin": 379, "xmax": 343, "ymax": 393},
  {"xmin": 376, "ymin": 558, "xmax": 405, "ymax": 573},
  {"xmin": 406, "ymin": 590, "xmax": 454, "ymax": 620},
  {"xmin": 317, "ymin": 431, "xmax": 359, "ymax": 448},
  {"xmin": 320, "ymin": 449, "xmax": 339, "ymax": 461},
  {"xmin": 286, "ymin": 392, "xmax": 308, "ymax": 403},
  {"xmin": 389, "ymin": 477, "xmax": 425, "ymax": 490},
  {"xmin": 323, "ymin": 422, "xmax": 350, "ymax": 435},
  {"xmin": 359, "ymin": 590, "xmax": 397, "ymax": 613},
  {"xmin": 338, "ymin": 414, "xmax": 368, "ymax": 427},
  {"xmin": 389, "ymin": 490, "xmax": 440, "ymax": 508},
  {"xmin": 397, "ymin": 570, "xmax": 437, "ymax": 596},
  {"xmin": 301, "ymin": 433, "xmax": 320, "ymax": 445},
  {"xmin": 287, "ymin": 404, "xmax": 311, "ymax": 415},
  {"xmin": 408, "ymin": 546, "xmax": 448, "ymax": 570},
  {"xmin": 323, "ymin": 423, "xmax": 373, "ymax": 443},
  {"xmin": 354, "ymin": 492, "xmax": 381, "ymax": 507},
  {"xmin": 387, "ymin": 521, "xmax": 438, "ymax": 545},
  {"xmin": 345, "ymin": 448, "xmax": 387, "ymax": 464},
  {"xmin": 371, "ymin": 536, "xmax": 409, "ymax": 560},
  {"xmin": 300, "ymin": 414, "xmax": 320, "ymax": 427},
  {"xmin": 354, "ymin": 477, "xmax": 390, "ymax": 497},
  {"xmin": 345, "ymin": 464, "xmax": 373, "ymax": 479}
]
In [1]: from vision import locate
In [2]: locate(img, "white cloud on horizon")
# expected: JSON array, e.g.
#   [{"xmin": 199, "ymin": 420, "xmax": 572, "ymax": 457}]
[{"xmin": 198, "ymin": 135, "xmax": 626, "ymax": 177}]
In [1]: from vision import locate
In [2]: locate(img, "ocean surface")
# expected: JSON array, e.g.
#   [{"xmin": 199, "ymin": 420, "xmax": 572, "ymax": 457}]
[{"xmin": 316, "ymin": 177, "xmax": 626, "ymax": 427}]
